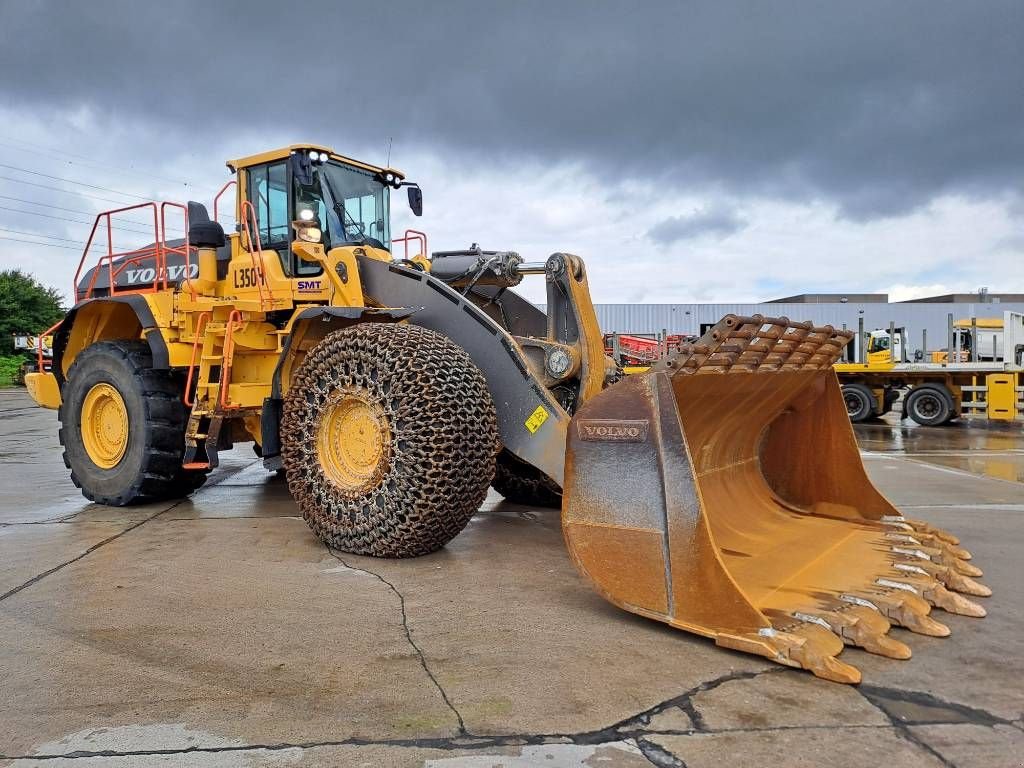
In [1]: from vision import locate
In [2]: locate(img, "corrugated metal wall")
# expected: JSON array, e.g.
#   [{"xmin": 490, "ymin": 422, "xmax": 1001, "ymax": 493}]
[{"xmin": 587, "ymin": 302, "xmax": 1024, "ymax": 353}]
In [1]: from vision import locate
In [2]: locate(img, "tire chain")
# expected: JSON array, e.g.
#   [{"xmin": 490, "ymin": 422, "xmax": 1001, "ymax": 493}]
[
  {"xmin": 282, "ymin": 323, "xmax": 498, "ymax": 557},
  {"xmin": 492, "ymin": 448, "xmax": 562, "ymax": 508}
]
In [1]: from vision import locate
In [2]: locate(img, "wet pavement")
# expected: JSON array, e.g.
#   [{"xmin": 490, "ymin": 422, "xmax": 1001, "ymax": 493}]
[
  {"xmin": 0, "ymin": 388, "xmax": 1021, "ymax": 767},
  {"xmin": 856, "ymin": 416, "xmax": 1024, "ymax": 484}
]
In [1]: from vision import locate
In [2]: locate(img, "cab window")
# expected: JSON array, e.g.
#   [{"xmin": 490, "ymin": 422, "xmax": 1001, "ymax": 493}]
[{"xmin": 247, "ymin": 162, "xmax": 289, "ymax": 249}]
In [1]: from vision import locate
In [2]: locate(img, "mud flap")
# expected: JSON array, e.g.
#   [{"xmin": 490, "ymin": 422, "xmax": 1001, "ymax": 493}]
[{"xmin": 563, "ymin": 315, "xmax": 989, "ymax": 684}]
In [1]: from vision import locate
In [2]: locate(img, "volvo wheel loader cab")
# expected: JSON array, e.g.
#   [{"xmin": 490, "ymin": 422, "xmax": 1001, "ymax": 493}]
[{"xmin": 24, "ymin": 144, "xmax": 988, "ymax": 684}]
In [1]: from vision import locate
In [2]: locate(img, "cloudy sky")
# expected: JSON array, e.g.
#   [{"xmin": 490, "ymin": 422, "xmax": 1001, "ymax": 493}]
[{"xmin": 0, "ymin": 0, "xmax": 1021, "ymax": 305}]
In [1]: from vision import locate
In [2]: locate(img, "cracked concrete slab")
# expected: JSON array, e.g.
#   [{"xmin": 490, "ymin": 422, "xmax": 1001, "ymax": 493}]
[
  {"xmin": 0, "ymin": 515, "xmax": 459, "ymax": 756},
  {"xmin": 689, "ymin": 670, "xmax": 889, "ymax": 730},
  {"xmin": 906, "ymin": 723, "xmax": 1024, "ymax": 768},
  {"xmin": 422, "ymin": 742, "xmax": 650, "ymax": 767},
  {"xmin": 649, "ymin": 726, "xmax": 949, "ymax": 767},
  {"xmin": 340, "ymin": 509, "xmax": 772, "ymax": 737},
  {"xmin": 0, "ymin": 521, "xmax": 128, "ymax": 596},
  {"xmin": 642, "ymin": 708, "xmax": 694, "ymax": 734}
]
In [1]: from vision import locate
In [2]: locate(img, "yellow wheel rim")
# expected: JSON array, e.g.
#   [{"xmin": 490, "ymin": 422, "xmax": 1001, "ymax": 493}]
[
  {"xmin": 317, "ymin": 391, "xmax": 390, "ymax": 493},
  {"xmin": 81, "ymin": 382, "xmax": 129, "ymax": 469}
]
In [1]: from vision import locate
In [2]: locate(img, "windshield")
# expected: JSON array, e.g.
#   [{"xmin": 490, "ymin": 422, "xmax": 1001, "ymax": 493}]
[{"xmin": 295, "ymin": 161, "xmax": 390, "ymax": 250}]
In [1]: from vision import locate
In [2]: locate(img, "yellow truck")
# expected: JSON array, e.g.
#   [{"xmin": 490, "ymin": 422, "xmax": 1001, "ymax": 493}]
[{"xmin": 835, "ymin": 312, "xmax": 1024, "ymax": 425}]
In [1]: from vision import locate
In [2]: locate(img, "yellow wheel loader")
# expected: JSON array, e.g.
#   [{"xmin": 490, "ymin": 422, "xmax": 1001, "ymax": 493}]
[{"xmin": 24, "ymin": 144, "xmax": 988, "ymax": 683}]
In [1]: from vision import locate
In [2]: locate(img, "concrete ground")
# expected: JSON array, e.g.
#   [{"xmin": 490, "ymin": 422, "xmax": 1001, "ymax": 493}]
[{"xmin": 0, "ymin": 387, "xmax": 1021, "ymax": 767}]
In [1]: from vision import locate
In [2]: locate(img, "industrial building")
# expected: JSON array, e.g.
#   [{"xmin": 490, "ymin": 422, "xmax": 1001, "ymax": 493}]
[{"xmin": 590, "ymin": 292, "xmax": 1024, "ymax": 359}]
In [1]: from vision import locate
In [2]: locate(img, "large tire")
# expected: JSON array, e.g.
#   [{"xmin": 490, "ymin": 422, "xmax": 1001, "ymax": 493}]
[
  {"xmin": 492, "ymin": 448, "xmax": 562, "ymax": 508},
  {"xmin": 905, "ymin": 385, "xmax": 954, "ymax": 426},
  {"xmin": 281, "ymin": 324, "xmax": 498, "ymax": 558},
  {"xmin": 841, "ymin": 383, "xmax": 876, "ymax": 423},
  {"xmin": 59, "ymin": 341, "xmax": 208, "ymax": 505}
]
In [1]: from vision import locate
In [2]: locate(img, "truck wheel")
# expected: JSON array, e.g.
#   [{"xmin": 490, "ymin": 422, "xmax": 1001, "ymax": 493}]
[
  {"xmin": 905, "ymin": 385, "xmax": 953, "ymax": 426},
  {"xmin": 282, "ymin": 324, "xmax": 498, "ymax": 558},
  {"xmin": 492, "ymin": 449, "xmax": 562, "ymax": 508},
  {"xmin": 841, "ymin": 383, "xmax": 875, "ymax": 423},
  {"xmin": 59, "ymin": 341, "xmax": 208, "ymax": 505}
]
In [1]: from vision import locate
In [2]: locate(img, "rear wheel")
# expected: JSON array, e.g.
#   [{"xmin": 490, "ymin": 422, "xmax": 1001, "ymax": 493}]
[
  {"xmin": 841, "ymin": 383, "xmax": 875, "ymax": 423},
  {"xmin": 59, "ymin": 341, "xmax": 208, "ymax": 505},
  {"xmin": 282, "ymin": 324, "xmax": 498, "ymax": 557},
  {"xmin": 905, "ymin": 385, "xmax": 953, "ymax": 426}
]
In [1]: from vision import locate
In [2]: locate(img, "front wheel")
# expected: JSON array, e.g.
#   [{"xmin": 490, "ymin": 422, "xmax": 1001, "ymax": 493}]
[{"xmin": 282, "ymin": 324, "xmax": 498, "ymax": 558}]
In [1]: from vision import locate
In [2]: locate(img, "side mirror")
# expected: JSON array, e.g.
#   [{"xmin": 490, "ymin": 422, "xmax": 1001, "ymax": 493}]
[
  {"xmin": 290, "ymin": 152, "xmax": 314, "ymax": 186},
  {"xmin": 407, "ymin": 185, "xmax": 423, "ymax": 217}
]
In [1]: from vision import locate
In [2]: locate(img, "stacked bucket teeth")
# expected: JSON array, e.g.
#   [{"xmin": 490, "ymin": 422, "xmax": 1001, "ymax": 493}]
[{"xmin": 563, "ymin": 314, "xmax": 992, "ymax": 685}]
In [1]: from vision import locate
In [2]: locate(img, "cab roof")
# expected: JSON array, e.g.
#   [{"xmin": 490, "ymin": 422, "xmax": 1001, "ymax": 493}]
[{"xmin": 226, "ymin": 144, "xmax": 405, "ymax": 181}]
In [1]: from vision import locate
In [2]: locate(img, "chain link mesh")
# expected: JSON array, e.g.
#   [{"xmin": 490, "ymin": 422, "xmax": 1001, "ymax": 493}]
[{"xmin": 282, "ymin": 323, "xmax": 498, "ymax": 557}]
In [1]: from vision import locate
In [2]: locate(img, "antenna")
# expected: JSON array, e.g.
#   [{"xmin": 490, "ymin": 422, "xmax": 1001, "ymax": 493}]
[{"xmin": 386, "ymin": 137, "xmax": 393, "ymax": 167}]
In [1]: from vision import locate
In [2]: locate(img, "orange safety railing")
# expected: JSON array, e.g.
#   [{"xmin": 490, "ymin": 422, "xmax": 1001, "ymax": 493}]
[
  {"xmin": 183, "ymin": 311, "xmax": 212, "ymax": 407},
  {"xmin": 239, "ymin": 199, "xmax": 271, "ymax": 311},
  {"xmin": 218, "ymin": 310, "xmax": 244, "ymax": 409},
  {"xmin": 74, "ymin": 202, "xmax": 160, "ymax": 301},
  {"xmin": 37, "ymin": 319, "xmax": 63, "ymax": 372},
  {"xmin": 161, "ymin": 201, "xmax": 191, "ymax": 297},
  {"xmin": 213, "ymin": 180, "xmax": 236, "ymax": 223},
  {"xmin": 73, "ymin": 201, "xmax": 194, "ymax": 303},
  {"xmin": 391, "ymin": 229, "xmax": 427, "ymax": 260}
]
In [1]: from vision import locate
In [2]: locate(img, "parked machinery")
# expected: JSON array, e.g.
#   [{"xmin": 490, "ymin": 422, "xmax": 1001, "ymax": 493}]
[{"xmin": 836, "ymin": 313, "xmax": 1024, "ymax": 425}]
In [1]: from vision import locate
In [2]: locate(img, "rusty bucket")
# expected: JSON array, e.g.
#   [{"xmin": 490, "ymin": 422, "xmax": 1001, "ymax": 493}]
[{"xmin": 562, "ymin": 315, "xmax": 988, "ymax": 683}]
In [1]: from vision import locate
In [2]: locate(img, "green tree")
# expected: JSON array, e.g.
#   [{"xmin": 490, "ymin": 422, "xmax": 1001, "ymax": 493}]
[{"xmin": 0, "ymin": 270, "xmax": 65, "ymax": 355}]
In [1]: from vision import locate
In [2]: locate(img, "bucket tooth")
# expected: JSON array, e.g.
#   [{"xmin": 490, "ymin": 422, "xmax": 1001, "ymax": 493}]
[
  {"xmin": 939, "ymin": 571, "xmax": 991, "ymax": 598},
  {"xmin": 883, "ymin": 524, "xmax": 968, "ymax": 558},
  {"xmin": 917, "ymin": 545, "xmax": 983, "ymax": 577},
  {"xmin": 845, "ymin": 590, "xmax": 950, "ymax": 637},
  {"xmin": 891, "ymin": 558, "xmax": 992, "ymax": 597},
  {"xmin": 796, "ymin": 605, "xmax": 912, "ymax": 660},
  {"xmin": 879, "ymin": 576, "xmax": 987, "ymax": 618},
  {"xmin": 884, "ymin": 516, "xmax": 961, "ymax": 546},
  {"xmin": 918, "ymin": 581, "xmax": 988, "ymax": 618},
  {"xmin": 766, "ymin": 618, "xmax": 862, "ymax": 684},
  {"xmin": 889, "ymin": 545, "xmax": 985, "ymax": 581}
]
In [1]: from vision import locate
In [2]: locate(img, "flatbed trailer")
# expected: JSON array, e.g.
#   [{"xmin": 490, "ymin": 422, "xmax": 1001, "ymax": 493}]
[{"xmin": 835, "ymin": 312, "xmax": 1024, "ymax": 425}]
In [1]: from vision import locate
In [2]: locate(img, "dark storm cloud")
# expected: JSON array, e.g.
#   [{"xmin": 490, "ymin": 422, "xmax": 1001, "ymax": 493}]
[
  {"xmin": 647, "ymin": 205, "xmax": 747, "ymax": 244},
  {"xmin": 1, "ymin": 1, "xmax": 1021, "ymax": 218}
]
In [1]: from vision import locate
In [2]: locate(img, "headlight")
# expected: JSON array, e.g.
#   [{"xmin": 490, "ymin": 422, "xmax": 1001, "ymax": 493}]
[
  {"xmin": 293, "ymin": 220, "xmax": 322, "ymax": 243},
  {"xmin": 297, "ymin": 226, "xmax": 321, "ymax": 243},
  {"xmin": 298, "ymin": 208, "xmax": 315, "ymax": 221}
]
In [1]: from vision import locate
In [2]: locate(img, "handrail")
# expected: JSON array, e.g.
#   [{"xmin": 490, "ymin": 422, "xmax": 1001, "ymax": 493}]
[
  {"xmin": 160, "ymin": 201, "xmax": 191, "ymax": 297},
  {"xmin": 239, "ymin": 199, "xmax": 270, "ymax": 310},
  {"xmin": 183, "ymin": 311, "xmax": 211, "ymax": 407},
  {"xmin": 218, "ymin": 310, "xmax": 244, "ymax": 409},
  {"xmin": 81, "ymin": 245, "xmax": 161, "ymax": 300},
  {"xmin": 213, "ymin": 180, "xmax": 237, "ymax": 223},
  {"xmin": 73, "ymin": 202, "xmax": 162, "ymax": 302},
  {"xmin": 391, "ymin": 228, "xmax": 427, "ymax": 260},
  {"xmin": 37, "ymin": 319, "xmax": 63, "ymax": 372}
]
